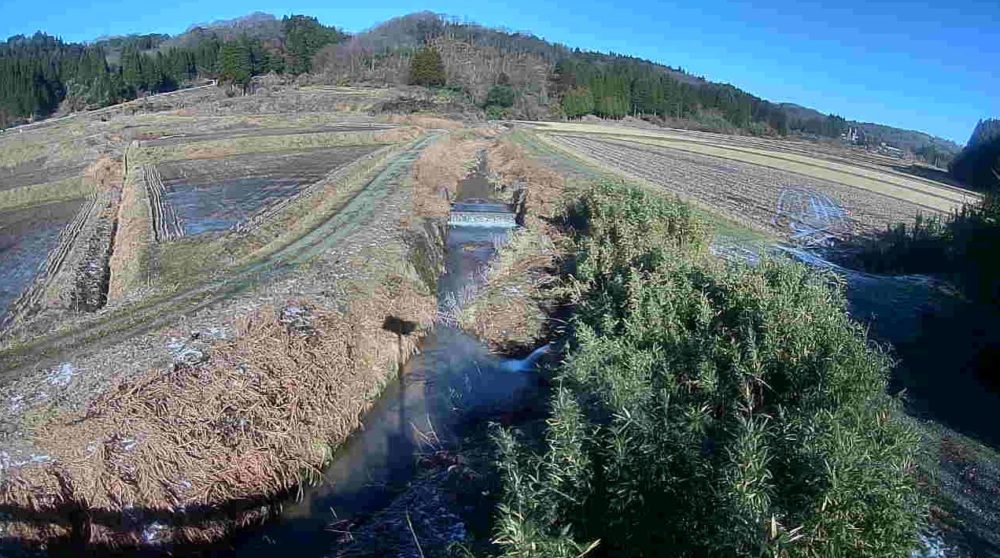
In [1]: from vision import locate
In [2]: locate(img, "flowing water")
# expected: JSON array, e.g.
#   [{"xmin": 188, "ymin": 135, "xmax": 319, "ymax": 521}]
[{"xmin": 215, "ymin": 157, "xmax": 536, "ymax": 557}]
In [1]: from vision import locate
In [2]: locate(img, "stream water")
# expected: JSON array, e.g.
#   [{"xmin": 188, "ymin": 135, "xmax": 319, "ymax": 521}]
[{"xmin": 218, "ymin": 157, "xmax": 536, "ymax": 557}]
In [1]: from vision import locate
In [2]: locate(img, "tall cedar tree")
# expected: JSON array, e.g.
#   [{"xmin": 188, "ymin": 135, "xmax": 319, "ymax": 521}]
[
  {"xmin": 282, "ymin": 15, "xmax": 347, "ymax": 75},
  {"xmin": 409, "ymin": 46, "xmax": 446, "ymax": 87}
]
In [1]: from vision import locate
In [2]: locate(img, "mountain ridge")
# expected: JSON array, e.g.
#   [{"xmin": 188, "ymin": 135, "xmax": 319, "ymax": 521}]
[{"xmin": 0, "ymin": 11, "xmax": 965, "ymax": 154}]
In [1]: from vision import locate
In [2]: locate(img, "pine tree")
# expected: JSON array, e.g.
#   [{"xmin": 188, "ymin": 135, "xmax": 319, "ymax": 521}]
[
  {"xmin": 218, "ymin": 40, "xmax": 253, "ymax": 93},
  {"xmin": 408, "ymin": 46, "xmax": 446, "ymax": 87}
]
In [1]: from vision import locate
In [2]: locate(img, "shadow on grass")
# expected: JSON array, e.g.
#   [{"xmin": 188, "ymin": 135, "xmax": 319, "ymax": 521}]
[{"xmin": 890, "ymin": 164, "xmax": 972, "ymax": 190}]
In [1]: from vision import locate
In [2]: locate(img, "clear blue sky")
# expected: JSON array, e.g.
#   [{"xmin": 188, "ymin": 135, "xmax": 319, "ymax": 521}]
[{"xmin": 1, "ymin": 0, "xmax": 996, "ymax": 144}]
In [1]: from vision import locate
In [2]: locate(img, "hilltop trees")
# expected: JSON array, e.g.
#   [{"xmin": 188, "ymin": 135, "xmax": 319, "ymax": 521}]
[
  {"xmin": 0, "ymin": 33, "xmax": 73, "ymax": 122},
  {"xmin": 282, "ymin": 15, "xmax": 347, "ymax": 74},
  {"xmin": 0, "ymin": 16, "xmax": 347, "ymax": 124},
  {"xmin": 0, "ymin": 33, "xmax": 202, "ymax": 122},
  {"xmin": 218, "ymin": 40, "xmax": 253, "ymax": 91},
  {"xmin": 408, "ymin": 46, "xmax": 446, "ymax": 86}
]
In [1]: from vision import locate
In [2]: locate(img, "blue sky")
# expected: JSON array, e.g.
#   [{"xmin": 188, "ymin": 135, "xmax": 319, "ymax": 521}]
[{"xmin": 1, "ymin": 0, "xmax": 996, "ymax": 144}]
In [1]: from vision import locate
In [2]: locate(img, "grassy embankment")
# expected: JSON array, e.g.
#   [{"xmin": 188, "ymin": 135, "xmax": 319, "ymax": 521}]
[
  {"xmin": 0, "ymin": 178, "xmax": 93, "ymax": 212},
  {"xmin": 489, "ymin": 178, "xmax": 926, "ymax": 557},
  {"xmin": 0, "ymin": 132, "xmax": 445, "ymax": 547}
]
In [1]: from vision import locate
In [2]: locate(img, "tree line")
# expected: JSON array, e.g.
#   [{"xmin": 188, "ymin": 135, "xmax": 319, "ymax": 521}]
[
  {"xmin": 551, "ymin": 56, "xmax": 851, "ymax": 137},
  {"xmin": 0, "ymin": 16, "xmax": 346, "ymax": 127}
]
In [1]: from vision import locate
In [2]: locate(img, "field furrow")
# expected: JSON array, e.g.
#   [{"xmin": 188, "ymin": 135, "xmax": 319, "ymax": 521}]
[{"xmin": 548, "ymin": 133, "xmax": 944, "ymax": 238}]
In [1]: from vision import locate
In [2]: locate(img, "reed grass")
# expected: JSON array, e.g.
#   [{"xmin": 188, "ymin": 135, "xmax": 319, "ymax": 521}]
[{"xmin": 492, "ymin": 179, "xmax": 925, "ymax": 557}]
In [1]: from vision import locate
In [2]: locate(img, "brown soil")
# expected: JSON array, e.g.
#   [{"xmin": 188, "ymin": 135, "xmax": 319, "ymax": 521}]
[{"xmin": 550, "ymin": 133, "xmax": 928, "ymax": 238}]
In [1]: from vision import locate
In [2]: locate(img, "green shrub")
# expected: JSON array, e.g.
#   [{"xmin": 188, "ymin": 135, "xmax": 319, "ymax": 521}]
[
  {"xmin": 493, "ymin": 180, "xmax": 925, "ymax": 557},
  {"xmin": 485, "ymin": 104, "xmax": 511, "ymax": 120},
  {"xmin": 486, "ymin": 85, "xmax": 517, "ymax": 108}
]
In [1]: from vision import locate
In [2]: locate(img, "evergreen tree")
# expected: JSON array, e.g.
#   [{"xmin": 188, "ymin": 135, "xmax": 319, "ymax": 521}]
[
  {"xmin": 561, "ymin": 86, "xmax": 594, "ymax": 118},
  {"xmin": 218, "ymin": 40, "xmax": 253, "ymax": 92},
  {"xmin": 408, "ymin": 46, "xmax": 446, "ymax": 87},
  {"xmin": 282, "ymin": 15, "xmax": 347, "ymax": 75}
]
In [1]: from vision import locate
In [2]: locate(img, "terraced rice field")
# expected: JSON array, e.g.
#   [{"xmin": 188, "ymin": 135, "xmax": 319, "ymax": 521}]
[
  {"xmin": 0, "ymin": 199, "xmax": 85, "ymax": 319},
  {"xmin": 542, "ymin": 127, "xmax": 976, "ymax": 240},
  {"xmin": 0, "ymin": 158, "xmax": 84, "ymax": 192},
  {"xmin": 153, "ymin": 145, "xmax": 382, "ymax": 235},
  {"xmin": 141, "ymin": 123, "xmax": 393, "ymax": 147}
]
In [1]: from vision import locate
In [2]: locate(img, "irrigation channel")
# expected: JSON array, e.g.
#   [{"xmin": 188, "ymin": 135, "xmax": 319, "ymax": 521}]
[
  {"xmin": 0, "ymin": 155, "xmax": 541, "ymax": 557},
  {"xmin": 212, "ymin": 160, "xmax": 534, "ymax": 556}
]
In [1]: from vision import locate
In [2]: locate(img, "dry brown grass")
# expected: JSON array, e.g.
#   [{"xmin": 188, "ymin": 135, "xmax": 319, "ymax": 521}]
[
  {"xmin": 412, "ymin": 134, "xmax": 490, "ymax": 219},
  {"xmin": 107, "ymin": 148, "xmax": 152, "ymax": 301},
  {"xmin": 83, "ymin": 155, "xmax": 124, "ymax": 191},
  {"xmin": 532, "ymin": 121, "xmax": 978, "ymax": 211},
  {"xmin": 137, "ymin": 129, "xmax": 413, "ymax": 166},
  {"xmin": 182, "ymin": 145, "xmax": 237, "ymax": 160},
  {"xmin": 2, "ymin": 274, "xmax": 435, "ymax": 545},
  {"xmin": 487, "ymin": 138, "xmax": 566, "ymax": 229},
  {"xmin": 373, "ymin": 126, "xmax": 423, "ymax": 144},
  {"xmin": 456, "ymin": 136, "xmax": 569, "ymax": 350},
  {"xmin": 458, "ymin": 229, "xmax": 556, "ymax": 350},
  {"xmin": 384, "ymin": 114, "xmax": 465, "ymax": 130}
]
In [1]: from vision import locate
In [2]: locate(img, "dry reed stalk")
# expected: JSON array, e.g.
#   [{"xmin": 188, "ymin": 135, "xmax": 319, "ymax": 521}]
[
  {"xmin": 84, "ymin": 155, "xmax": 124, "ymax": 191},
  {"xmin": 412, "ymin": 135, "xmax": 489, "ymax": 219},
  {"xmin": 373, "ymin": 127, "xmax": 422, "ymax": 144},
  {"xmin": 182, "ymin": 146, "xmax": 237, "ymax": 160}
]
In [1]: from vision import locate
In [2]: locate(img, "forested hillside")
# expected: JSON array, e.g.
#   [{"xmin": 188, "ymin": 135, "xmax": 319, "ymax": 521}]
[
  {"xmin": 312, "ymin": 12, "xmax": 960, "ymax": 158},
  {"xmin": 0, "ymin": 15, "xmax": 344, "ymax": 127},
  {"xmin": 0, "ymin": 10, "xmax": 962, "ymax": 162}
]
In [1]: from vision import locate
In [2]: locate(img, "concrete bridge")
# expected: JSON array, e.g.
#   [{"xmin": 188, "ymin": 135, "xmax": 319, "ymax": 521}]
[{"xmin": 448, "ymin": 200, "xmax": 517, "ymax": 228}]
